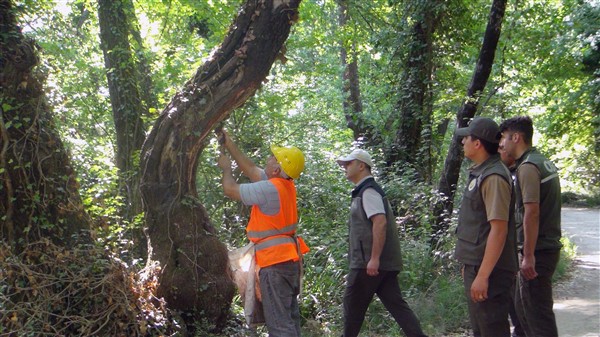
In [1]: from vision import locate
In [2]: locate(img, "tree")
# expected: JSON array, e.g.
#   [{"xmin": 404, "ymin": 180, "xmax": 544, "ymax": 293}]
[
  {"xmin": 386, "ymin": 0, "xmax": 444, "ymax": 180},
  {"xmin": 139, "ymin": 0, "xmax": 303, "ymax": 329},
  {"xmin": 338, "ymin": 0, "xmax": 368, "ymax": 142},
  {"xmin": 1, "ymin": 0, "xmax": 90, "ymax": 250},
  {"xmin": 434, "ymin": 0, "xmax": 507, "ymax": 235},
  {"xmin": 97, "ymin": 0, "xmax": 148, "ymax": 257}
]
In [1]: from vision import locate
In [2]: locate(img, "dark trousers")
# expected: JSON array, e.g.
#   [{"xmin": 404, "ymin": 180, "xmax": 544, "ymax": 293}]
[
  {"xmin": 342, "ymin": 269, "xmax": 427, "ymax": 337},
  {"xmin": 463, "ymin": 265, "xmax": 515, "ymax": 337},
  {"xmin": 259, "ymin": 260, "xmax": 301, "ymax": 337},
  {"xmin": 514, "ymin": 250, "xmax": 560, "ymax": 337},
  {"xmin": 509, "ymin": 291, "xmax": 525, "ymax": 337}
]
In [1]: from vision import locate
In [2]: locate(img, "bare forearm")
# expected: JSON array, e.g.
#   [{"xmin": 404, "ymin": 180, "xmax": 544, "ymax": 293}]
[
  {"xmin": 522, "ymin": 203, "xmax": 540, "ymax": 257},
  {"xmin": 224, "ymin": 138, "xmax": 260, "ymax": 181},
  {"xmin": 221, "ymin": 168, "xmax": 241, "ymax": 200},
  {"xmin": 370, "ymin": 214, "xmax": 386, "ymax": 260},
  {"xmin": 478, "ymin": 220, "xmax": 508, "ymax": 278}
]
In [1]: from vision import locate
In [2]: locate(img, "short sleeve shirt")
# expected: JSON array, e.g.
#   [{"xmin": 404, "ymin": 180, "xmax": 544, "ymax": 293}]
[
  {"xmin": 363, "ymin": 188, "xmax": 385, "ymax": 219},
  {"xmin": 480, "ymin": 174, "xmax": 511, "ymax": 222},
  {"xmin": 239, "ymin": 170, "xmax": 280, "ymax": 215},
  {"xmin": 354, "ymin": 176, "xmax": 386, "ymax": 219},
  {"xmin": 517, "ymin": 163, "xmax": 541, "ymax": 204}
]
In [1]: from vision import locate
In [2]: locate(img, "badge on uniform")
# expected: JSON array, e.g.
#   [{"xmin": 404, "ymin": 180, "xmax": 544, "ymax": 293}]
[{"xmin": 468, "ymin": 178, "xmax": 477, "ymax": 191}]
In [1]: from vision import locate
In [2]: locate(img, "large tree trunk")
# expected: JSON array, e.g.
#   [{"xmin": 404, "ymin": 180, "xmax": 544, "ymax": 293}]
[
  {"xmin": 386, "ymin": 0, "xmax": 442, "ymax": 178},
  {"xmin": 0, "ymin": 0, "xmax": 90, "ymax": 250},
  {"xmin": 124, "ymin": 0, "xmax": 159, "ymax": 116},
  {"xmin": 140, "ymin": 0, "xmax": 302, "ymax": 329},
  {"xmin": 433, "ymin": 0, "xmax": 506, "ymax": 237}
]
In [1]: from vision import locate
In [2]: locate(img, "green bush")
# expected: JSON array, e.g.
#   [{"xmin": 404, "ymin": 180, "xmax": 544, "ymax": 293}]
[{"xmin": 553, "ymin": 236, "xmax": 577, "ymax": 282}]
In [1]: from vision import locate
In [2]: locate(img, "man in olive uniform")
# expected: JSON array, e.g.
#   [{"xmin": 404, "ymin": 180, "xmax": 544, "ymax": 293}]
[
  {"xmin": 499, "ymin": 142, "xmax": 526, "ymax": 337},
  {"xmin": 455, "ymin": 117, "xmax": 518, "ymax": 337},
  {"xmin": 499, "ymin": 116, "xmax": 562, "ymax": 337}
]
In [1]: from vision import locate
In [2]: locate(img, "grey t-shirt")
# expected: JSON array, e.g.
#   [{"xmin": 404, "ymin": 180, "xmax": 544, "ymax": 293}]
[{"xmin": 239, "ymin": 169, "xmax": 280, "ymax": 215}]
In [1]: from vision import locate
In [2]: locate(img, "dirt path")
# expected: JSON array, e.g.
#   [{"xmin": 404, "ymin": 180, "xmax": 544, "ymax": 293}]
[{"xmin": 553, "ymin": 207, "xmax": 600, "ymax": 337}]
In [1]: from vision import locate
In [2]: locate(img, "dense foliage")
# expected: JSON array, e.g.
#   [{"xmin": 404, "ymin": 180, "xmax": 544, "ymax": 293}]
[{"xmin": 3, "ymin": 0, "xmax": 597, "ymax": 335}]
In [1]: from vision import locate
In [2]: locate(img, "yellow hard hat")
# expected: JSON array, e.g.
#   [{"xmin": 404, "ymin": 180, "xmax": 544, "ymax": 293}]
[{"xmin": 271, "ymin": 145, "xmax": 305, "ymax": 179}]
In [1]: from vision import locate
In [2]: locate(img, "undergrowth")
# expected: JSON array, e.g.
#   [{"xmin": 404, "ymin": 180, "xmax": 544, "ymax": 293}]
[{"xmin": 0, "ymin": 240, "xmax": 179, "ymax": 336}]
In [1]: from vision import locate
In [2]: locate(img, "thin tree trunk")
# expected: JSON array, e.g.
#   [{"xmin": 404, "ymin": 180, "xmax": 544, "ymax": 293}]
[
  {"xmin": 433, "ymin": 0, "xmax": 507, "ymax": 237},
  {"xmin": 338, "ymin": 0, "xmax": 368, "ymax": 142},
  {"xmin": 140, "ymin": 0, "xmax": 302, "ymax": 330},
  {"xmin": 97, "ymin": 0, "xmax": 147, "ymax": 256},
  {"xmin": 0, "ymin": 0, "xmax": 90, "ymax": 250}
]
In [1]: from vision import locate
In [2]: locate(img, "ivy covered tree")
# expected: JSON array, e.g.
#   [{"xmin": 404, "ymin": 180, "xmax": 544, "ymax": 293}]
[
  {"xmin": 2, "ymin": 0, "xmax": 599, "ymax": 335},
  {"xmin": 97, "ymin": 0, "xmax": 148, "ymax": 257},
  {"xmin": 0, "ymin": 0, "xmax": 90, "ymax": 250}
]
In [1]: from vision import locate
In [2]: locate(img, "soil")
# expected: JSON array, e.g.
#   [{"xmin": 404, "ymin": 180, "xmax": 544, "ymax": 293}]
[{"xmin": 552, "ymin": 207, "xmax": 600, "ymax": 337}]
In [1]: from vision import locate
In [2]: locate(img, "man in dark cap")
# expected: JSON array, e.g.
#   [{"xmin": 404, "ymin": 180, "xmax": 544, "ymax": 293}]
[{"xmin": 454, "ymin": 117, "xmax": 518, "ymax": 337}]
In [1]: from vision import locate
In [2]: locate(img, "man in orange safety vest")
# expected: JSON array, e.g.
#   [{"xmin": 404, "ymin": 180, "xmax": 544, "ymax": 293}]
[{"xmin": 217, "ymin": 130, "xmax": 309, "ymax": 337}]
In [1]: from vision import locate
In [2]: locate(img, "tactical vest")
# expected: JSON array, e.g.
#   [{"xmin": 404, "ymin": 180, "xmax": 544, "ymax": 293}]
[
  {"xmin": 246, "ymin": 178, "xmax": 309, "ymax": 268},
  {"xmin": 515, "ymin": 148, "xmax": 562, "ymax": 251},
  {"xmin": 455, "ymin": 155, "xmax": 518, "ymax": 272},
  {"xmin": 348, "ymin": 177, "xmax": 403, "ymax": 271}
]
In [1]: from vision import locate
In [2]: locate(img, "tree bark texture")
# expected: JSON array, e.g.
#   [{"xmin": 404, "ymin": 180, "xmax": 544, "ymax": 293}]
[
  {"xmin": 0, "ymin": 0, "xmax": 90, "ymax": 250},
  {"xmin": 338, "ymin": 0, "xmax": 368, "ymax": 143},
  {"xmin": 124, "ymin": 0, "xmax": 159, "ymax": 116},
  {"xmin": 140, "ymin": 0, "xmax": 302, "ymax": 328},
  {"xmin": 98, "ymin": 0, "xmax": 146, "ymax": 218},
  {"xmin": 387, "ymin": 0, "xmax": 442, "ymax": 176},
  {"xmin": 97, "ymin": 0, "xmax": 148, "ymax": 258},
  {"xmin": 434, "ymin": 0, "xmax": 506, "ymax": 236}
]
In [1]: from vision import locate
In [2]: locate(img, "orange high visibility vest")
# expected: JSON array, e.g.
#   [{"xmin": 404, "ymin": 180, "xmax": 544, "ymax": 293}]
[{"xmin": 246, "ymin": 177, "xmax": 309, "ymax": 268}]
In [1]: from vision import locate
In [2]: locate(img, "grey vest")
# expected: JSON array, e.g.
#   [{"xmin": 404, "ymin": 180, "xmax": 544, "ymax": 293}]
[
  {"xmin": 455, "ymin": 154, "xmax": 518, "ymax": 272},
  {"xmin": 348, "ymin": 178, "xmax": 403, "ymax": 271},
  {"xmin": 515, "ymin": 148, "xmax": 562, "ymax": 251}
]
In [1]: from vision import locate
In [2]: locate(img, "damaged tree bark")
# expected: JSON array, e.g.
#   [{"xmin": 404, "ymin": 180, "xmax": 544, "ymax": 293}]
[{"xmin": 139, "ymin": 0, "xmax": 303, "ymax": 329}]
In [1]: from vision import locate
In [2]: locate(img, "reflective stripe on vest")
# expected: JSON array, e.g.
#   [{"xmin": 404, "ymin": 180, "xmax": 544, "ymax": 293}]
[
  {"xmin": 247, "ymin": 223, "xmax": 297, "ymax": 240},
  {"xmin": 255, "ymin": 235, "xmax": 296, "ymax": 251},
  {"xmin": 541, "ymin": 173, "xmax": 558, "ymax": 184},
  {"xmin": 246, "ymin": 177, "xmax": 301, "ymax": 268}
]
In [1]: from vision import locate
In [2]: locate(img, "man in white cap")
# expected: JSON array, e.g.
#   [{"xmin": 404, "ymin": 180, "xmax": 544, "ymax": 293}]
[
  {"xmin": 337, "ymin": 149, "xmax": 427, "ymax": 337},
  {"xmin": 454, "ymin": 117, "xmax": 518, "ymax": 337}
]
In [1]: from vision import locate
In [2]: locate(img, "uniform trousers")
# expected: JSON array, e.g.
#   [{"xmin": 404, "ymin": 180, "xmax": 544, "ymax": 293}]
[
  {"xmin": 514, "ymin": 249, "xmax": 560, "ymax": 337},
  {"xmin": 463, "ymin": 265, "xmax": 515, "ymax": 337},
  {"xmin": 342, "ymin": 269, "xmax": 427, "ymax": 337},
  {"xmin": 259, "ymin": 260, "xmax": 301, "ymax": 337}
]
